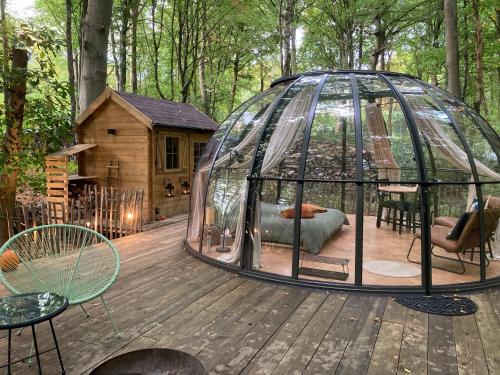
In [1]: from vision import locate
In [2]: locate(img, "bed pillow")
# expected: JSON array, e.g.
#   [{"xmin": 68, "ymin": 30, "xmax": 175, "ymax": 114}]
[
  {"xmin": 279, "ymin": 205, "xmax": 315, "ymax": 219},
  {"xmin": 446, "ymin": 212, "xmax": 469, "ymax": 240},
  {"xmin": 303, "ymin": 203, "xmax": 327, "ymax": 213}
]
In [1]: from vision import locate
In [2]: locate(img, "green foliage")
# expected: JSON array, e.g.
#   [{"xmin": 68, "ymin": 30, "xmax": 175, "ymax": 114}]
[
  {"xmin": 0, "ymin": 14, "xmax": 73, "ymax": 192},
  {"xmin": 2, "ymin": 0, "xmax": 499, "ymax": 193}
]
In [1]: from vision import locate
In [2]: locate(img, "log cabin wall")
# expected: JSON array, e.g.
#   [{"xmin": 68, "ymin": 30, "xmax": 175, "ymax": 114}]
[
  {"xmin": 77, "ymin": 100, "xmax": 152, "ymax": 220},
  {"xmin": 152, "ymin": 128, "xmax": 212, "ymax": 218}
]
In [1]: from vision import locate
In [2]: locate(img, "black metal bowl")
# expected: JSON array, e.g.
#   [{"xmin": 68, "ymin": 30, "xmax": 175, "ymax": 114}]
[{"xmin": 90, "ymin": 348, "xmax": 205, "ymax": 375}]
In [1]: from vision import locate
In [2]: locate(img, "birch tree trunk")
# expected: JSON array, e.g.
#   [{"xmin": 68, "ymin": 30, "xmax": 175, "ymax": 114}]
[
  {"xmin": 0, "ymin": 49, "xmax": 29, "ymax": 243},
  {"xmin": 78, "ymin": 0, "xmax": 113, "ymax": 113},
  {"xmin": 66, "ymin": 0, "xmax": 77, "ymax": 124},
  {"xmin": 444, "ymin": 0, "xmax": 460, "ymax": 97}
]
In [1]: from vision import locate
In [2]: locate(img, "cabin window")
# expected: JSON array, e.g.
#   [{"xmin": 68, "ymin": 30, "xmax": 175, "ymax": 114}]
[
  {"xmin": 165, "ymin": 136, "xmax": 180, "ymax": 170},
  {"xmin": 193, "ymin": 142, "xmax": 207, "ymax": 171}
]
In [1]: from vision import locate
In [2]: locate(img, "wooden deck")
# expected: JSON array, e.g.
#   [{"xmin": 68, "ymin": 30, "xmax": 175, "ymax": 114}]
[{"xmin": 1, "ymin": 220, "xmax": 500, "ymax": 374}]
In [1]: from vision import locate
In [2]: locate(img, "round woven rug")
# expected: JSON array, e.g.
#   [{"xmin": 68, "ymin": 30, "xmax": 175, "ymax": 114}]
[{"xmin": 363, "ymin": 260, "xmax": 421, "ymax": 278}]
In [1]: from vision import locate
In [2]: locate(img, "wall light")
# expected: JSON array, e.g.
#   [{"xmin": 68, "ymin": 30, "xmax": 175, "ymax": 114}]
[
  {"xmin": 181, "ymin": 181, "xmax": 190, "ymax": 195},
  {"xmin": 165, "ymin": 182, "xmax": 175, "ymax": 197}
]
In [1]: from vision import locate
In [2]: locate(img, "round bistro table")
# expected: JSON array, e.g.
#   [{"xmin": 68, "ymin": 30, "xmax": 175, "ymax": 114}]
[{"xmin": 0, "ymin": 292, "xmax": 68, "ymax": 374}]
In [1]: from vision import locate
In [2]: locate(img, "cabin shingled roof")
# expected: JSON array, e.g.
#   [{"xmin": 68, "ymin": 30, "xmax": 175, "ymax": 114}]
[{"xmin": 114, "ymin": 90, "xmax": 218, "ymax": 131}]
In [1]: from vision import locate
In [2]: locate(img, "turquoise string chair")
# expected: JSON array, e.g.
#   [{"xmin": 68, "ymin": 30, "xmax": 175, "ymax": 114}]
[{"xmin": 0, "ymin": 224, "xmax": 120, "ymax": 336}]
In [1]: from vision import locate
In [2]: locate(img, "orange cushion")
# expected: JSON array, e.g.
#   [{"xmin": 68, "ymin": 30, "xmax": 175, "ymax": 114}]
[
  {"xmin": 302, "ymin": 203, "xmax": 327, "ymax": 213},
  {"xmin": 279, "ymin": 205, "xmax": 316, "ymax": 219}
]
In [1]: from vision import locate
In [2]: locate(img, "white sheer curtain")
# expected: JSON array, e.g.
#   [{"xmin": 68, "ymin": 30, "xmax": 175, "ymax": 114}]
[
  {"xmin": 188, "ymin": 94, "xmax": 277, "ymax": 243},
  {"xmin": 219, "ymin": 83, "xmax": 317, "ymax": 265},
  {"xmin": 365, "ymin": 102, "xmax": 401, "ymax": 181},
  {"xmin": 364, "ymin": 96, "xmax": 500, "ymax": 182},
  {"xmin": 409, "ymin": 103, "xmax": 500, "ymax": 181}
]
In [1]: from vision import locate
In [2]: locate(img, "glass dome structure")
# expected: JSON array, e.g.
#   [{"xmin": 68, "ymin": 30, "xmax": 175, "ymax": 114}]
[{"xmin": 186, "ymin": 71, "xmax": 500, "ymax": 293}]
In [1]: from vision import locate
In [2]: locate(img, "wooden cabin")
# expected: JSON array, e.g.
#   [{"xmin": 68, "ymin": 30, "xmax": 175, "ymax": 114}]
[{"xmin": 76, "ymin": 87, "xmax": 217, "ymax": 221}]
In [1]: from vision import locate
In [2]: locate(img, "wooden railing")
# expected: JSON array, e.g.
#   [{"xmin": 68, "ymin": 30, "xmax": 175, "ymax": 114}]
[{"xmin": 1, "ymin": 186, "xmax": 144, "ymax": 244}]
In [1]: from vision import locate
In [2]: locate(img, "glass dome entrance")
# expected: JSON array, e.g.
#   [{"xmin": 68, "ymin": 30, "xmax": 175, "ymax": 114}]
[{"xmin": 187, "ymin": 71, "xmax": 500, "ymax": 293}]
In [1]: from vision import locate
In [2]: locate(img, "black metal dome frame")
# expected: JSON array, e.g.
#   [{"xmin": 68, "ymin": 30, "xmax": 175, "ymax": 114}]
[{"xmin": 185, "ymin": 70, "xmax": 500, "ymax": 294}]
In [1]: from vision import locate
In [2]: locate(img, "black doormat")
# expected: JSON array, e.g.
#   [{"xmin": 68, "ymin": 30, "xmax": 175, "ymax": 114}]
[{"xmin": 395, "ymin": 295, "xmax": 477, "ymax": 316}]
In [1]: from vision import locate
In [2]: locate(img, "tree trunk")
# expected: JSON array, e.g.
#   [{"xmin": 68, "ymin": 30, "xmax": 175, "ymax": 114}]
[
  {"xmin": 176, "ymin": 0, "xmax": 200, "ymax": 103},
  {"xmin": 259, "ymin": 56, "xmax": 264, "ymax": 92},
  {"xmin": 278, "ymin": 0, "xmax": 283, "ymax": 76},
  {"xmin": 358, "ymin": 24, "xmax": 363, "ymax": 69},
  {"xmin": 110, "ymin": 24, "xmax": 120, "ymax": 87},
  {"xmin": 228, "ymin": 54, "xmax": 240, "ymax": 113},
  {"xmin": 76, "ymin": 0, "xmax": 88, "ymax": 113},
  {"xmin": 348, "ymin": 28, "xmax": 354, "ymax": 69},
  {"xmin": 198, "ymin": 0, "xmax": 209, "ymax": 114},
  {"xmin": 444, "ymin": 0, "xmax": 460, "ymax": 97},
  {"xmin": 495, "ymin": 7, "xmax": 500, "ymax": 115},
  {"xmin": 78, "ymin": 0, "xmax": 113, "ymax": 113},
  {"xmin": 461, "ymin": 0, "xmax": 469, "ymax": 99},
  {"xmin": 472, "ymin": 0, "xmax": 486, "ymax": 115},
  {"xmin": 118, "ymin": 0, "xmax": 130, "ymax": 91},
  {"xmin": 169, "ymin": 0, "xmax": 176, "ymax": 100},
  {"xmin": 430, "ymin": 1, "xmax": 444, "ymax": 85},
  {"xmin": 66, "ymin": 0, "xmax": 77, "ymax": 124},
  {"xmin": 290, "ymin": 25, "xmax": 297, "ymax": 74},
  {"xmin": 0, "ymin": 49, "xmax": 29, "ymax": 244},
  {"xmin": 282, "ymin": 0, "xmax": 293, "ymax": 76},
  {"xmin": 370, "ymin": 13, "xmax": 385, "ymax": 70},
  {"xmin": 130, "ymin": 0, "xmax": 139, "ymax": 93},
  {"xmin": 1, "ymin": 0, "xmax": 9, "ymax": 108}
]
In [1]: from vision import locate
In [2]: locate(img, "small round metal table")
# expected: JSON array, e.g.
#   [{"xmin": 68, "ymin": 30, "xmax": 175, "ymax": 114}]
[{"xmin": 0, "ymin": 292, "xmax": 68, "ymax": 374}]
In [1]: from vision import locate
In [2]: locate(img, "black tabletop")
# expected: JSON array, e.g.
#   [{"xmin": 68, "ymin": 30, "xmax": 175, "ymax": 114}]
[{"xmin": 0, "ymin": 293, "xmax": 68, "ymax": 329}]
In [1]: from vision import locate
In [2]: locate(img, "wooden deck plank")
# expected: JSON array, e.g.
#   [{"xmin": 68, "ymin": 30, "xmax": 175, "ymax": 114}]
[
  {"xmin": 366, "ymin": 298, "xmax": 407, "ymax": 375},
  {"xmin": 427, "ymin": 314, "xmax": 459, "ymax": 375},
  {"xmin": 242, "ymin": 292, "xmax": 327, "ymax": 375},
  {"xmin": 303, "ymin": 293, "xmax": 367, "ymax": 374},
  {"xmin": 0, "ymin": 221, "xmax": 499, "ymax": 375},
  {"xmin": 334, "ymin": 296, "xmax": 387, "ymax": 374},
  {"xmin": 453, "ymin": 313, "xmax": 489, "ymax": 375},
  {"xmin": 470, "ymin": 292, "xmax": 500, "ymax": 375},
  {"xmin": 153, "ymin": 282, "xmax": 279, "ymax": 356},
  {"xmin": 397, "ymin": 308, "xmax": 428, "ymax": 375},
  {"xmin": 272, "ymin": 292, "xmax": 346, "ymax": 375},
  {"xmin": 204, "ymin": 287, "xmax": 309, "ymax": 373}
]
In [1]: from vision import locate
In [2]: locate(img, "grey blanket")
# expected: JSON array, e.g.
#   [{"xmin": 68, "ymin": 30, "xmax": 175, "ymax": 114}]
[{"xmin": 259, "ymin": 202, "xmax": 347, "ymax": 254}]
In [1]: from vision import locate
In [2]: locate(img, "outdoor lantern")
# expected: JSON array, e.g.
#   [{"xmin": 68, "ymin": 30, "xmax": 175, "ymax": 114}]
[
  {"xmin": 181, "ymin": 181, "xmax": 190, "ymax": 194},
  {"xmin": 165, "ymin": 182, "xmax": 175, "ymax": 197}
]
